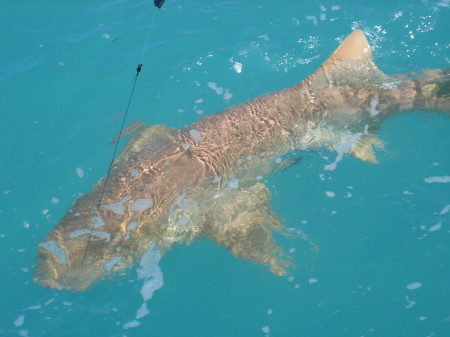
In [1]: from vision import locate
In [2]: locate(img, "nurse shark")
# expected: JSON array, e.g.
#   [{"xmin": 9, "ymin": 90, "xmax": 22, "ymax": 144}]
[{"xmin": 34, "ymin": 30, "xmax": 449, "ymax": 290}]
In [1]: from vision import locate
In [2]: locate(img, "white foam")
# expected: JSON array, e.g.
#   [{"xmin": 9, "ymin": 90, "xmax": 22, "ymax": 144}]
[
  {"xmin": 291, "ymin": 18, "xmax": 300, "ymax": 25},
  {"xmin": 103, "ymin": 195, "xmax": 132, "ymax": 215},
  {"xmin": 124, "ymin": 221, "xmax": 139, "ymax": 240},
  {"xmin": 429, "ymin": 222, "xmax": 442, "ymax": 232},
  {"xmin": 370, "ymin": 99, "xmax": 380, "ymax": 116},
  {"xmin": 439, "ymin": 204, "xmax": 450, "ymax": 215},
  {"xmin": 262, "ymin": 326, "xmax": 270, "ymax": 333},
  {"xmin": 223, "ymin": 90, "xmax": 233, "ymax": 102},
  {"xmin": 437, "ymin": 0, "xmax": 450, "ymax": 6},
  {"xmin": 136, "ymin": 302, "xmax": 150, "ymax": 319},
  {"xmin": 189, "ymin": 129, "xmax": 203, "ymax": 142},
  {"xmin": 141, "ymin": 274, "xmax": 163, "ymax": 302},
  {"xmin": 208, "ymin": 82, "xmax": 223, "ymax": 94},
  {"xmin": 91, "ymin": 216, "xmax": 105, "ymax": 228},
  {"xmin": 424, "ymin": 176, "xmax": 450, "ymax": 183},
  {"xmin": 207, "ymin": 82, "xmax": 233, "ymax": 102},
  {"xmin": 124, "ymin": 244, "xmax": 164, "ymax": 329},
  {"xmin": 171, "ymin": 190, "xmax": 187, "ymax": 212},
  {"xmin": 23, "ymin": 221, "xmax": 30, "ymax": 229},
  {"xmin": 14, "ymin": 314, "xmax": 25, "ymax": 327},
  {"xmin": 76, "ymin": 167, "xmax": 84, "ymax": 178},
  {"xmin": 325, "ymin": 133, "xmax": 362, "ymax": 171},
  {"xmin": 69, "ymin": 230, "xmax": 110, "ymax": 242},
  {"xmin": 38, "ymin": 240, "xmax": 68, "ymax": 264},
  {"xmin": 123, "ymin": 320, "xmax": 141, "ymax": 329},
  {"xmin": 405, "ymin": 296, "xmax": 416, "ymax": 309},
  {"xmin": 18, "ymin": 330, "xmax": 28, "ymax": 337},
  {"xmin": 51, "ymin": 197, "xmax": 60, "ymax": 204},
  {"xmin": 103, "ymin": 201, "xmax": 125, "ymax": 215},
  {"xmin": 227, "ymin": 178, "xmax": 240, "ymax": 189},
  {"xmin": 24, "ymin": 305, "xmax": 41, "ymax": 310},
  {"xmin": 138, "ymin": 244, "xmax": 164, "ymax": 301},
  {"xmin": 325, "ymin": 191, "xmax": 335, "ymax": 198},
  {"xmin": 233, "ymin": 62, "xmax": 243, "ymax": 73},
  {"xmin": 309, "ymin": 278, "xmax": 319, "ymax": 284},
  {"xmin": 406, "ymin": 282, "xmax": 422, "ymax": 290},
  {"xmin": 130, "ymin": 198, "xmax": 154, "ymax": 212},
  {"xmin": 104, "ymin": 257, "xmax": 122, "ymax": 272},
  {"xmin": 306, "ymin": 16, "xmax": 318, "ymax": 25}
]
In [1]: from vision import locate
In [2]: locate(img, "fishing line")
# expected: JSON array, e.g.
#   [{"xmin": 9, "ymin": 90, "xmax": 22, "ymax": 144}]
[{"xmin": 81, "ymin": 7, "xmax": 160, "ymax": 266}]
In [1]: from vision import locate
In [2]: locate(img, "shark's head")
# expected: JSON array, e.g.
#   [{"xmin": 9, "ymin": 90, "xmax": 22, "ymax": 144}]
[
  {"xmin": 34, "ymin": 234, "xmax": 118, "ymax": 291},
  {"xmin": 33, "ymin": 193, "xmax": 154, "ymax": 291}
]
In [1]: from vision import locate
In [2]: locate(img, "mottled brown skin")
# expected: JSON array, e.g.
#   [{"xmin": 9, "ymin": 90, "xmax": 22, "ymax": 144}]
[{"xmin": 34, "ymin": 30, "xmax": 449, "ymax": 291}]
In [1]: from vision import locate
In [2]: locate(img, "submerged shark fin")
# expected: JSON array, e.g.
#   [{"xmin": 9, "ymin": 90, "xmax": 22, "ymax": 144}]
[
  {"xmin": 201, "ymin": 183, "xmax": 293, "ymax": 276},
  {"xmin": 303, "ymin": 30, "xmax": 386, "ymax": 91},
  {"xmin": 350, "ymin": 134, "xmax": 385, "ymax": 163},
  {"xmin": 114, "ymin": 124, "xmax": 174, "ymax": 166},
  {"xmin": 110, "ymin": 121, "xmax": 146, "ymax": 144}
]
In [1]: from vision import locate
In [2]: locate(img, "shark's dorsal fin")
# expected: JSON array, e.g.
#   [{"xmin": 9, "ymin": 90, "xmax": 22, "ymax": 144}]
[
  {"xmin": 327, "ymin": 29, "xmax": 373, "ymax": 64},
  {"xmin": 114, "ymin": 124, "xmax": 174, "ymax": 166},
  {"xmin": 302, "ymin": 30, "xmax": 386, "ymax": 90},
  {"xmin": 110, "ymin": 121, "xmax": 146, "ymax": 144}
]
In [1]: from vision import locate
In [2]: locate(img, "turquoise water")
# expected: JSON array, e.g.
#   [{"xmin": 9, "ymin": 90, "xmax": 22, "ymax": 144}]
[{"xmin": 1, "ymin": 0, "xmax": 449, "ymax": 336}]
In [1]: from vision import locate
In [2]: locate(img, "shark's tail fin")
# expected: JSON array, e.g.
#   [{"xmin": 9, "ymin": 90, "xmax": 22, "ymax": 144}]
[{"xmin": 410, "ymin": 68, "xmax": 450, "ymax": 112}]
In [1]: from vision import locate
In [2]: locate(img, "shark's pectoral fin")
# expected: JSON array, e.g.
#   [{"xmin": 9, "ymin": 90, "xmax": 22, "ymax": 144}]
[
  {"xmin": 110, "ymin": 121, "xmax": 146, "ymax": 144},
  {"xmin": 114, "ymin": 124, "xmax": 174, "ymax": 166},
  {"xmin": 351, "ymin": 134, "xmax": 385, "ymax": 163},
  {"xmin": 201, "ymin": 183, "xmax": 292, "ymax": 276}
]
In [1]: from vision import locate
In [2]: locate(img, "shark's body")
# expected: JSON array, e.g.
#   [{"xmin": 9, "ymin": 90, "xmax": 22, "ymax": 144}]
[{"xmin": 34, "ymin": 30, "xmax": 449, "ymax": 290}]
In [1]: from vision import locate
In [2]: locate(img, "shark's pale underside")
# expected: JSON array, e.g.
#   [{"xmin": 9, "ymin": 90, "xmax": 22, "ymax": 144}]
[{"xmin": 34, "ymin": 30, "xmax": 449, "ymax": 291}]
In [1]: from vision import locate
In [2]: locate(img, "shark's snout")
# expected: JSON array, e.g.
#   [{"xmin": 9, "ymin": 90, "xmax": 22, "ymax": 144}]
[
  {"xmin": 33, "ymin": 251, "xmax": 66, "ymax": 290},
  {"xmin": 34, "ymin": 245, "xmax": 100, "ymax": 291}
]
